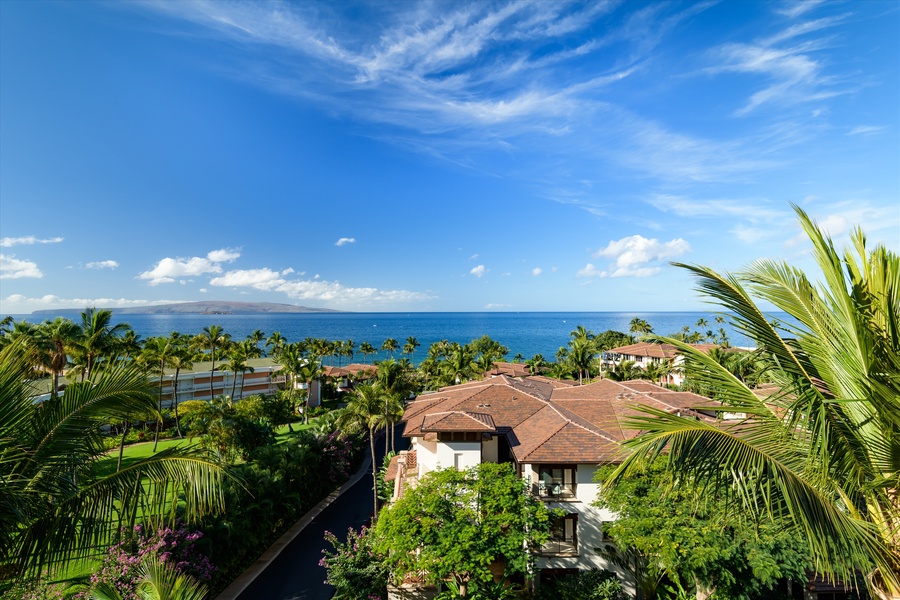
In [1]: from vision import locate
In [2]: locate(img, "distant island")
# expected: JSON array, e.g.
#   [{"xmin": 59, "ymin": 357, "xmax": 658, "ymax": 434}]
[{"xmin": 31, "ymin": 301, "xmax": 341, "ymax": 317}]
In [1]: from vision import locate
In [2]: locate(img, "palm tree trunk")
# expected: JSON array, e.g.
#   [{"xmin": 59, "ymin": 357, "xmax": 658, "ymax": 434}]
[
  {"xmin": 173, "ymin": 369, "xmax": 183, "ymax": 439},
  {"xmin": 370, "ymin": 426, "xmax": 378, "ymax": 521},
  {"xmin": 117, "ymin": 421, "xmax": 130, "ymax": 472}
]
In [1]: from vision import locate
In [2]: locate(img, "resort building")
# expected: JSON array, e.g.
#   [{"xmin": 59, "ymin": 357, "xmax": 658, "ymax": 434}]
[
  {"xmin": 601, "ymin": 341, "xmax": 720, "ymax": 386},
  {"xmin": 151, "ymin": 358, "xmax": 286, "ymax": 403},
  {"xmin": 385, "ymin": 374, "xmax": 717, "ymax": 592}
]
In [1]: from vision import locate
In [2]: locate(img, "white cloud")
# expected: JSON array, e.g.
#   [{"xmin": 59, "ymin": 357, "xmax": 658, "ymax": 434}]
[
  {"xmin": 532, "ymin": 267, "xmax": 542, "ymax": 276},
  {"xmin": 208, "ymin": 268, "xmax": 433, "ymax": 305},
  {"xmin": 281, "ymin": 268, "xmax": 295, "ymax": 275},
  {"xmin": 469, "ymin": 253, "xmax": 479, "ymax": 260},
  {"xmin": 85, "ymin": 260, "xmax": 119, "ymax": 270},
  {"xmin": 485, "ymin": 303, "xmax": 512, "ymax": 309},
  {"xmin": 138, "ymin": 248, "xmax": 241, "ymax": 285},
  {"xmin": 470, "ymin": 264, "xmax": 486, "ymax": 277},
  {"xmin": 0, "ymin": 236, "xmax": 64, "ymax": 248},
  {"xmin": 0, "ymin": 294, "xmax": 172, "ymax": 313},
  {"xmin": 578, "ymin": 235, "xmax": 690, "ymax": 278},
  {"xmin": 576, "ymin": 263, "xmax": 603, "ymax": 278},
  {"xmin": 206, "ymin": 248, "xmax": 241, "ymax": 262},
  {"xmin": 775, "ymin": 0, "xmax": 826, "ymax": 19},
  {"xmin": 335, "ymin": 237, "xmax": 356, "ymax": 246},
  {"xmin": 0, "ymin": 255, "xmax": 43, "ymax": 279}
]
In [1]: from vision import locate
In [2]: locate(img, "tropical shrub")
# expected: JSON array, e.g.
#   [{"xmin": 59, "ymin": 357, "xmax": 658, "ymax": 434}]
[
  {"xmin": 320, "ymin": 526, "xmax": 389, "ymax": 600},
  {"xmin": 534, "ymin": 569, "xmax": 623, "ymax": 600}
]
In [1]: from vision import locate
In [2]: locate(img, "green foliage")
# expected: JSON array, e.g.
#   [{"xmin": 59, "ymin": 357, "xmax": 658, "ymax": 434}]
[
  {"xmin": 534, "ymin": 569, "xmax": 623, "ymax": 600},
  {"xmin": 199, "ymin": 430, "xmax": 363, "ymax": 594},
  {"xmin": 183, "ymin": 398, "xmax": 276, "ymax": 462},
  {"xmin": 595, "ymin": 460, "xmax": 810, "ymax": 600},
  {"xmin": 609, "ymin": 206, "xmax": 900, "ymax": 594},
  {"xmin": 0, "ymin": 342, "xmax": 224, "ymax": 579},
  {"xmin": 320, "ymin": 526, "xmax": 389, "ymax": 600},
  {"xmin": 375, "ymin": 462, "xmax": 555, "ymax": 591}
]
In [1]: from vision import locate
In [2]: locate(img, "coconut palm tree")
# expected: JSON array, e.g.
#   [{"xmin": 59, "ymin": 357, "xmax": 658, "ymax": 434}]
[
  {"xmin": 0, "ymin": 341, "xmax": 225, "ymax": 579},
  {"xmin": 265, "ymin": 331, "xmax": 285, "ymax": 359},
  {"xmin": 403, "ymin": 336, "xmax": 420, "ymax": 363},
  {"xmin": 194, "ymin": 325, "xmax": 230, "ymax": 400},
  {"xmin": 224, "ymin": 342, "xmax": 255, "ymax": 402},
  {"xmin": 275, "ymin": 343, "xmax": 304, "ymax": 432},
  {"xmin": 381, "ymin": 338, "xmax": 399, "ymax": 359},
  {"xmin": 297, "ymin": 359, "xmax": 323, "ymax": 424},
  {"xmin": 75, "ymin": 308, "xmax": 130, "ymax": 380},
  {"xmin": 629, "ymin": 318, "xmax": 653, "ymax": 335},
  {"xmin": 608, "ymin": 206, "xmax": 900, "ymax": 598},
  {"xmin": 39, "ymin": 317, "xmax": 79, "ymax": 400},
  {"xmin": 359, "ymin": 341, "xmax": 376, "ymax": 364},
  {"xmin": 141, "ymin": 336, "xmax": 174, "ymax": 452},
  {"xmin": 567, "ymin": 335, "xmax": 597, "ymax": 385},
  {"xmin": 167, "ymin": 334, "xmax": 193, "ymax": 439},
  {"xmin": 338, "ymin": 383, "xmax": 387, "ymax": 519}
]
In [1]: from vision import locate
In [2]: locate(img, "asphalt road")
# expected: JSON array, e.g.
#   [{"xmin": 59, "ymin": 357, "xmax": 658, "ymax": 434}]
[{"xmin": 236, "ymin": 430, "xmax": 407, "ymax": 600}]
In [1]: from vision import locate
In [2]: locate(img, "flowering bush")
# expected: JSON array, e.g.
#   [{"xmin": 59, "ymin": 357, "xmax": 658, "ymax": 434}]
[
  {"xmin": 320, "ymin": 526, "xmax": 388, "ymax": 600},
  {"xmin": 79, "ymin": 524, "xmax": 215, "ymax": 600}
]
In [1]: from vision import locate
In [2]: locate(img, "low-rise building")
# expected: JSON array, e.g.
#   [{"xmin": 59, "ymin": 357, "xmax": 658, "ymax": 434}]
[
  {"xmin": 601, "ymin": 341, "xmax": 721, "ymax": 386},
  {"xmin": 386, "ymin": 375, "xmax": 717, "ymax": 591}
]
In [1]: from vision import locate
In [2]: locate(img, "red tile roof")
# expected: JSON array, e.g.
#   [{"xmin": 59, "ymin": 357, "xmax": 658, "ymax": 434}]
[{"xmin": 402, "ymin": 375, "xmax": 720, "ymax": 465}]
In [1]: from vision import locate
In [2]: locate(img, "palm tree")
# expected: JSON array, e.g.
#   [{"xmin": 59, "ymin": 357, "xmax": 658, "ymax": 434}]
[
  {"xmin": 0, "ymin": 341, "xmax": 225, "ymax": 578},
  {"xmin": 247, "ymin": 329, "xmax": 265, "ymax": 356},
  {"xmin": 359, "ymin": 341, "xmax": 376, "ymax": 364},
  {"xmin": 76, "ymin": 308, "xmax": 130, "ymax": 380},
  {"xmin": 194, "ymin": 325, "xmax": 230, "ymax": 400},
  {"xmin": 567, "ymin": 335, "xmax": 597, "ymax": 385},
  {"xmin": 224, "ymin": 343, "xmax": 254, "ymax": 402},
  {"xmin": 403, "ymin": 336, "xmax": 420, "ymax": 363},
  {"xmin": 141, "ymin": 336, "xmax": 173, "ymax": 452},
  {"xmin": 297, "ymin": 359, "xmax": 323, "ymax": 424},
  {"xmin": 275, "ymin": 343, "xmax": 304, "ymax": 432},
  {"xmin": 629, "ymin": 318, "xmax": 653, "ymax": 335},
  {"xmin": 265, "ymin": 331, "xmax": 285, "ymax": 358},
  {"xmin": 39, "ymin": 317, "xmax": 79, "ymax": 400},
  {"xmin": 338, "ymin": 383, "xmax": 387, "ymax": 519},
  {"xmin": 167, "ymin": 334, "xmax": 192, "ymax": 439},
  {"xmin": 609, "ymin": 206, "xmax": 900, "ymax": 598},
  {"xmin": 381, "ymin": 338, "xmax": 399, "ymax": 359}
]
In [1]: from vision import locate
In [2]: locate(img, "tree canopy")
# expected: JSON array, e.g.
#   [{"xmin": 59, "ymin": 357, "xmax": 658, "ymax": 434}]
[{"xmin": 375, "ymin": 462, "xmax": 555, "ymax": 596}]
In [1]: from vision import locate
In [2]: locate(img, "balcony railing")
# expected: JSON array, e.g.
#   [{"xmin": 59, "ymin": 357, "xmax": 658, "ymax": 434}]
[
  {"xmin": 533, "ymin": 480, "xmax": 577, "ymax": 501},
  {"xmin": 539, "ymin": 539, "xmax": 577, "ymax": 556}
]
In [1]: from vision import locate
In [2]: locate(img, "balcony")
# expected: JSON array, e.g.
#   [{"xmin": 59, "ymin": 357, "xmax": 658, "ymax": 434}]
[
  {"xmin": 533, "ymin": 480, "xmax": 577, "ymax": 501},
  {"xmin": 534, "ymin": 465, "xmax": 577, "ymax": 501}
]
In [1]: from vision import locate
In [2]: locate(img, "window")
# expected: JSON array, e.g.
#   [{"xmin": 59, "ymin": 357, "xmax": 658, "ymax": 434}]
[
  {"xmin": 536, "ymin": 465, "xmax": 577, "ymax": 499},
  {"xmin": 541, "ymin": 513, "xmax": 577, "ymax": 555},
  {"xmin": 453, "ymin": 453, "xmax": 463, "ymax": 470}
]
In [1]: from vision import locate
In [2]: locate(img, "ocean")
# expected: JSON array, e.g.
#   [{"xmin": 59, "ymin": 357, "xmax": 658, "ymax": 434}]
[{"xmin": 6, "ymin": 311, "xmax": 766, "ymax": 362}]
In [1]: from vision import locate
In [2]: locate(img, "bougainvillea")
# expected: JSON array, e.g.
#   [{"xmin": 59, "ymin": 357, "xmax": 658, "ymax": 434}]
[{"xmin": 320, "ymin": 526, "xmax": 389, "ymax": 600}]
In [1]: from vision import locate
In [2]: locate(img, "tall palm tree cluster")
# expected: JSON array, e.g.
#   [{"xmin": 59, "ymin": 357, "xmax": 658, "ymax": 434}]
[
  {"xmin": 416, "ymin": 335, "xmax": 509, "ymax": 388},
  {"xmin": 610, "ymin": 207, "xmax": 900, "ymax": 599},
  {"xmin": 338, "ymin": 359, "xmax": 415, "ymax": 520}
]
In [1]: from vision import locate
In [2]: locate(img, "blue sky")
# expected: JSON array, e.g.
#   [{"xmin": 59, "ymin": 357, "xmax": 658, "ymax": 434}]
[{"xmin": 1, "ymin": 0, "xmax": 897, "ymax": 314}]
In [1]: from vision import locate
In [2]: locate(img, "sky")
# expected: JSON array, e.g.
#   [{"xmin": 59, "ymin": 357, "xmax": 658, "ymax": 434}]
[{"xmin": 1, "ymin": 0, "xmax": 897, "ymax": 314}]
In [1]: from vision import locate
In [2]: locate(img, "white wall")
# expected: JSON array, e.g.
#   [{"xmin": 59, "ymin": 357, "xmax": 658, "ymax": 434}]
[{"xmin": 436, "ymin": 441, "xmax": 481, "ymax": 471}]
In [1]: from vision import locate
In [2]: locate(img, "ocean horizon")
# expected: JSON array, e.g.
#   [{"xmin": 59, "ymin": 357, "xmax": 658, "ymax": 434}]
[{"xmin": 3, "ymin": 311, "xmax": 778, "ymax": 362}]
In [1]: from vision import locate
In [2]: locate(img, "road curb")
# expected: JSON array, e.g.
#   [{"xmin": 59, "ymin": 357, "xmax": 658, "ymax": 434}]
[{"xmin": 214, "ymin": 444, "xmax": 375, "ymax": 600}]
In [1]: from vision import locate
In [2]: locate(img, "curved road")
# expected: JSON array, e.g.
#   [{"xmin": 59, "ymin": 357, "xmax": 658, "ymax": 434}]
[{"xmin": 237, "ymin": 431, "xmax": 407, "ymax": 600}]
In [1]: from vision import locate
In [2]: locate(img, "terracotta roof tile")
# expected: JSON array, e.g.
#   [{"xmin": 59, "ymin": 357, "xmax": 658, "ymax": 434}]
[{"xmin": 421, "ymin": 411, "xmax": 496, "ymax": 432}]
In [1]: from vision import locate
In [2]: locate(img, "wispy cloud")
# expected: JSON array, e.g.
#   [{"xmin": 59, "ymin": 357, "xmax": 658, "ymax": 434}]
[
  {"xmin": 848, "ymin": 125, "xmax": 885, "ymax": 136},
  {"xmin": 0, "ymin": 236, "xmax": 64, "ymax": 248},
  {"xmin": 335, "ymin": 237, "xmax": 356, "ymax": 246},
  {"xmin": 138, "ymin": 248, "xmax": 241, "ymax": 285},
  {"xmin": 470, "ymin": 264, "xmax": 487, "ymax": 278},
  {"xmin": 702, "ymin": 8, "xmax": 849, "ymax": 116},
  {"xmin": 0, "ymin": 255, "xmax": 43, "ymax": 279},
  {"xmin": 532, "ymin": 267, "xmax": 542, "ymax": 276}
]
